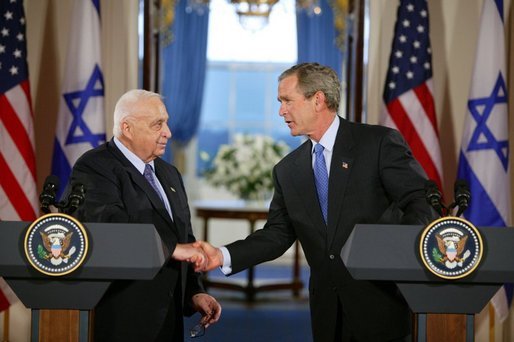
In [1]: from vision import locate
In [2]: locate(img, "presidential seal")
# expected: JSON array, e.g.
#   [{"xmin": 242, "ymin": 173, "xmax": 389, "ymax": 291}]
[
  {"xmin": 419, "ymin": 217, "xmax": 483, "ymax": 280},
  {"xmin": 24, "ymin": 213, "xmax": 89, "ymax": 276}
]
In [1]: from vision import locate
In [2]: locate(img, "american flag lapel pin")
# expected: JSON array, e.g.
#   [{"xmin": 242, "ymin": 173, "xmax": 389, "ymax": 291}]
[
  {"xmin": 170, "ymin": 186, "xmax": 176, "ymax": 192},
  {"xmin": 342, "ymin": 162, "xmax": 349, "ymax": 169}
]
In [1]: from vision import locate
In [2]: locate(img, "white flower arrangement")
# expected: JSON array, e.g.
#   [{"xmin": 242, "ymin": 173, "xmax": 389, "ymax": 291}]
[{"xmin": 204, "ymin": 134, "xmax": 290, "ymax": 200}]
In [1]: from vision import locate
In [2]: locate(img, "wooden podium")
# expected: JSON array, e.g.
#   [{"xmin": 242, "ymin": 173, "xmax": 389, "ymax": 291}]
[
  {"xmin": 0, "ymin": 220, "xmax": 166, "ymax": 342},
  {"xmin": 341, "ymin": 224, "xmax": 514, "ymax": 342}
]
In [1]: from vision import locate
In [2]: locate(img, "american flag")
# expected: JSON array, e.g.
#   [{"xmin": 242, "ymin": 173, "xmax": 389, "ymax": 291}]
[
  {"xmin": 380, "ymin": 0, "xmax": 443, "ymax": 191},
  {"xmin": 0, "ymin": 0, "xmax": 37, "ymax": 311}
]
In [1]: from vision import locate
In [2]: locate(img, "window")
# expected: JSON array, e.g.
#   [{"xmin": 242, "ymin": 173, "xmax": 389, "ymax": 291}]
[{"xmin": 197, "ymin": 0, "xmax": 302, "ymax": 176}]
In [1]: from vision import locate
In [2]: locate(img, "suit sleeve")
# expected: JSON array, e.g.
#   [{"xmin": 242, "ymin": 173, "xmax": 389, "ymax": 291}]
[
  {"xmin": 70, "ymin": 155, "xmax": 130, "ymax": 223},
  {"xmin": 226, "ymin": 166, "xmax": 297, "ymax": 274},
  {"xmin": 378, "ymin": 129, "xmax": 438, "ymax": 225}
]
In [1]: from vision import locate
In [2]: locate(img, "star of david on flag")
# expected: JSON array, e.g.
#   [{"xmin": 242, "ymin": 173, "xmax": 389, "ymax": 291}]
[
  {"xmin": 456, "ymin": 0, "xmax": 511, "ymax": 322},
  {"xmin": 466, "ymin": 73, "xmax": 508, "ymax": 171},
  {"xmin": 52, "ymin": 0, "xmax": 105, "ymax": 199}
]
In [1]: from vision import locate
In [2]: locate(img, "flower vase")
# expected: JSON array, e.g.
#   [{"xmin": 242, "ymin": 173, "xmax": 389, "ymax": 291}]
[{"xmin": 242, "ymin": 191, "xmax": 272, "ymax": 209}]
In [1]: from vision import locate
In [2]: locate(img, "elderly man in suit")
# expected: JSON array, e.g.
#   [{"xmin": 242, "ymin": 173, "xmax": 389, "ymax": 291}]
[
  {"xmin": 186, "ymin": 63, "xmax": 436, "ymax": 341},
  {"xmin": 70, "ymin": 89, "xmax": 221, "ymax": 341}
]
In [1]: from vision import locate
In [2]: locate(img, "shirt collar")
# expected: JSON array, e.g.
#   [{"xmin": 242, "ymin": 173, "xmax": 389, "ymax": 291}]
[
  {"xmin": 113, "ymin": 137, "xmax": 155, "ymax": 175},
  {"xmin": 310, "ymin": 115, "xmax": 340, "ymax": 153}
]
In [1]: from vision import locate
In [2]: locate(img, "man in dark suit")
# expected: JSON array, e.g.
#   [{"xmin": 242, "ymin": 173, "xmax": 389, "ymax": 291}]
[
  {"xmin": 186, "ymin": 63, "xmax": 436, "ymax": 341},
  {"xmin": 69, "ymin": 89, "xmax": 221, "ymax": 341}
]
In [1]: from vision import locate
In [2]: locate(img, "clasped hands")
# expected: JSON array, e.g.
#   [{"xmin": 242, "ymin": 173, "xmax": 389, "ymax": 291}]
[{"xmin": 172, "ymin": 241, "xmax": 223, "ymax": 272}]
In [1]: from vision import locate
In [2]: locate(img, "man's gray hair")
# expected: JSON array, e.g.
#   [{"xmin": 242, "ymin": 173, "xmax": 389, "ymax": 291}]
[
  {"xmin": 279, "ymin": 63, "xmax": 341, "ymax": 113},
  {"xmin": 112, "ymin": 89, "xmax": 163, "ymax": 137}
]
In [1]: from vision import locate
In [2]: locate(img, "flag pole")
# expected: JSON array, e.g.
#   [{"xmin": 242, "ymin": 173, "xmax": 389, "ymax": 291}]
[
  {"xmin": 489, "ymin": 303, "xmax": 495, "ymax": 342},
  {"xmin": 2, "ymin": 308, "xmax": 9, "ymax": 342}
]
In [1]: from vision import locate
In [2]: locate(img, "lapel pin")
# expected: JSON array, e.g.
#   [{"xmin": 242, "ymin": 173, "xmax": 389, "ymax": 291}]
[
  {"xmin": 170, "ymin": 186, "xmax": 176, "ymax": 192},
  {"xmin": 342, "ymin": 162, "xmax": 349, "ymax": 169}
]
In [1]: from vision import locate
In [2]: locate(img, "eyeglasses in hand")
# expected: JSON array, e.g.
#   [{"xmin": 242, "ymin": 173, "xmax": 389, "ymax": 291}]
[{"xmin": 190, "ymin": 322, "xmax": 206, "ymax": 338}]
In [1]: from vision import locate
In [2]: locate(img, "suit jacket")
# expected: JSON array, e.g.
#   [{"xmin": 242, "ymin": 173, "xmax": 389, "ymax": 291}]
[
  {"xmin": 70, "ymin": 139, "xmax": 204, "ymax": 341},
  {"xmin": 227, "ymin": 118, "xmax": 436, "ymax": 341}
]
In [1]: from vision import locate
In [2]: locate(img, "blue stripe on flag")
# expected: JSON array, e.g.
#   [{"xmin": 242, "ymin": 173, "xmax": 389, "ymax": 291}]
[
  {"xmin": 457, "ymin": 152, "xmax": 506, "ymax": 227},
  {"xmin": 51, "ymin": 138, "xmax": 72, "ymax": 201},
  {"xmin": 91, "ymin": 0, "xmax": 101, "ymax": 18},
  {"xmin": 494, "ymin": 0, "xmax": 504, "ymax": 22}
]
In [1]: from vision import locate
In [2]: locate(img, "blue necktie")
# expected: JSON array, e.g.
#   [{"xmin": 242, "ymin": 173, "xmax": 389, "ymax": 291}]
[
  {"xmin": 313, "ymin": 144, "xmax": 328, "ymax": 224},
  {"xmin": 144, "ymin": 164, "xmax": 164, "ymax": 203}
]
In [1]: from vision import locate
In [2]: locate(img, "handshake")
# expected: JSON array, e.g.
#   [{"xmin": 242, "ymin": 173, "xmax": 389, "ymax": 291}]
[{"xmin": 172, "ymin": 241, "xmax": 224, "ymax": 272}]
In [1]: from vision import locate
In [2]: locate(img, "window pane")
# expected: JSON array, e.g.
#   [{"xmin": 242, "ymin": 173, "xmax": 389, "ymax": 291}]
[
  {"xmin": 234, "ymin": 70, "xmax": 266, "ymax": 122},
  {"xmin": 197, "ymin": 0, "xmax": 301, "ymax": 177},
  {"xmin": 207, "ymin": 0, "xmax": 297, "ymax": 63},
  {"xmin": 200, "ymin": 66, "xmax": 230, "ymax": 125}
]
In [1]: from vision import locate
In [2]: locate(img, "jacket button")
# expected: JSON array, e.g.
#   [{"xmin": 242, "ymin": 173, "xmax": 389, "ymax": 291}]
[{"xmin": 329, "ymin": 254, "xmax": 335, "ymax": 260}]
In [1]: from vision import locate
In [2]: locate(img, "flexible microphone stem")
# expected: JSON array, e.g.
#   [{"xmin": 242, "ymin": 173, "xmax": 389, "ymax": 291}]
[{"xmin": 454, "ymin": 179, "xmax": 471, "ymax": 217}]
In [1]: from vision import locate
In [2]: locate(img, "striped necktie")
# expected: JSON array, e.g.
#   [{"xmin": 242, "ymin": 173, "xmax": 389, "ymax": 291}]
[
  {"xmin": 144, "ymin": 164, "xmax": 164, "ymax": 203},
  {"xmin": 313, "ymin": 144, "xmax": 328, "ymax": 224}
]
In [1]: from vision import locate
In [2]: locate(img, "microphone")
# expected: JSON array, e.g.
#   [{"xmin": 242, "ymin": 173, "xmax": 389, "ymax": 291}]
[
  {"xmin": 454, "ymin": 179, "xmax": 471, "ymax": 217},
  {"xmin": 65, "ymin": 183, "xmax": 86, "ymax": 215},
  {"xmin": 424, "ymin": 180, "xmax": 444, "ymax": 217},
  {"xmin": 39, "ymin": 175, "xmax": 60, "ymax": 214}
]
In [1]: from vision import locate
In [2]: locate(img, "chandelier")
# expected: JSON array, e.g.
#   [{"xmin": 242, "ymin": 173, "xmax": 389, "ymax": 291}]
[
  {"xmin": 230, "ymin": 0, "xmax": 280, "ymax": 31},
  {"xmin": 161, "ymin": 0, "xmax": 346, "ymax": 37},
  {"xmin": 180, "ymin": 0, "xmax": 320, "ymax": 31}
]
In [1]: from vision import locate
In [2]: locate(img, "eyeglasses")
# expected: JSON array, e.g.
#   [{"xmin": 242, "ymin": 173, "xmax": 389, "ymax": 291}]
[{"xmin": 189, "ymin": 322, "xmax": 206, "ymax": 338}]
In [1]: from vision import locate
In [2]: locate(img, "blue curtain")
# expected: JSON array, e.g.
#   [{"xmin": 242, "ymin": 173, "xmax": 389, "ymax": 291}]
[
  {"xmin": 296, "ymin": 0, "xmax": 343, "ymax": 77},
  {"xmin": 161, "ymin": 0, "xmax": 209, "ymax": 156}
]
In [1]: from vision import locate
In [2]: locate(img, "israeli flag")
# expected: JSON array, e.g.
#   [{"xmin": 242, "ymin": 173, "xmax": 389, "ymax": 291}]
[
  {"xmin": 51, "ymin": 0, "xmax": 105, "ymax": 199},
  {"xmin": 456, "ymin": 0, "xmax": 511, "ymax": 321}
]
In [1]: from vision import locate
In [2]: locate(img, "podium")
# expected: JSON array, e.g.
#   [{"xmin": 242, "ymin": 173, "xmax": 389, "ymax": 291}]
[
  {"xmin": 341, "ymin": 224, "xmax": 514, "ymax": 342},
  {"xmin": 0, "ymin": 220, "xmax": 167, "ymax": 341}
]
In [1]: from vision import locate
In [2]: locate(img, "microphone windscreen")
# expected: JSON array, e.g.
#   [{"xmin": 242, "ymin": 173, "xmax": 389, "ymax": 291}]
[
  {"xmin": 454, "ymin": 179, "xmax": 470, "ymax": 193},
  {"xmin": 44, "ymin": 175, "xmax": 60, "ymax": 189},
  {"xmin": 424, "ymin": 180, "xmax": 440, "ymax": 193}
]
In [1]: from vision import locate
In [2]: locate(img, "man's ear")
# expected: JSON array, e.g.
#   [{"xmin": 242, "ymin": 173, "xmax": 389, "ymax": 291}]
[
  {"xmin": 121, "ymin": 120, "xmax": 132, "ymax": 139},
  {"xmin": 314, "ymin": 91, "xmax": 326, "ymax": 110}
]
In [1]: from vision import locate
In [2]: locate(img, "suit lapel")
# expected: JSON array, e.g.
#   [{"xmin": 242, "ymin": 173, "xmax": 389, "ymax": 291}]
[
  {"xmin": 106, "ymin": 140, "xmax": 176, "ymax": 230},
  {"xmin": 293, "ymin": 141, "xmax": 327, "ymax": 239},
  {"xmin": 327, "ymin": 120, "xmax": 354, "ymax": 247},
  {"xmin": 154, "ymin": 160, "xmax": 186, "ymax": 239}
]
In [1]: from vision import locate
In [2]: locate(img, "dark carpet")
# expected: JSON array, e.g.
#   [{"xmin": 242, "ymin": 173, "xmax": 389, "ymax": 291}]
[{"xmin": 184, "ymin": 263, "xmax": 312, "ymax": 341}]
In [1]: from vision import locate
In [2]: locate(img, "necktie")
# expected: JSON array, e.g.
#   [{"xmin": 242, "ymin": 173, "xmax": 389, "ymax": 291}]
[
  {"xmin": 313, "ymin": 144, "xmax": 328, "ymax": 224},
  {"xmin": 144, "ymin": 164, "xmax": 164, "ymax": 203}
]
